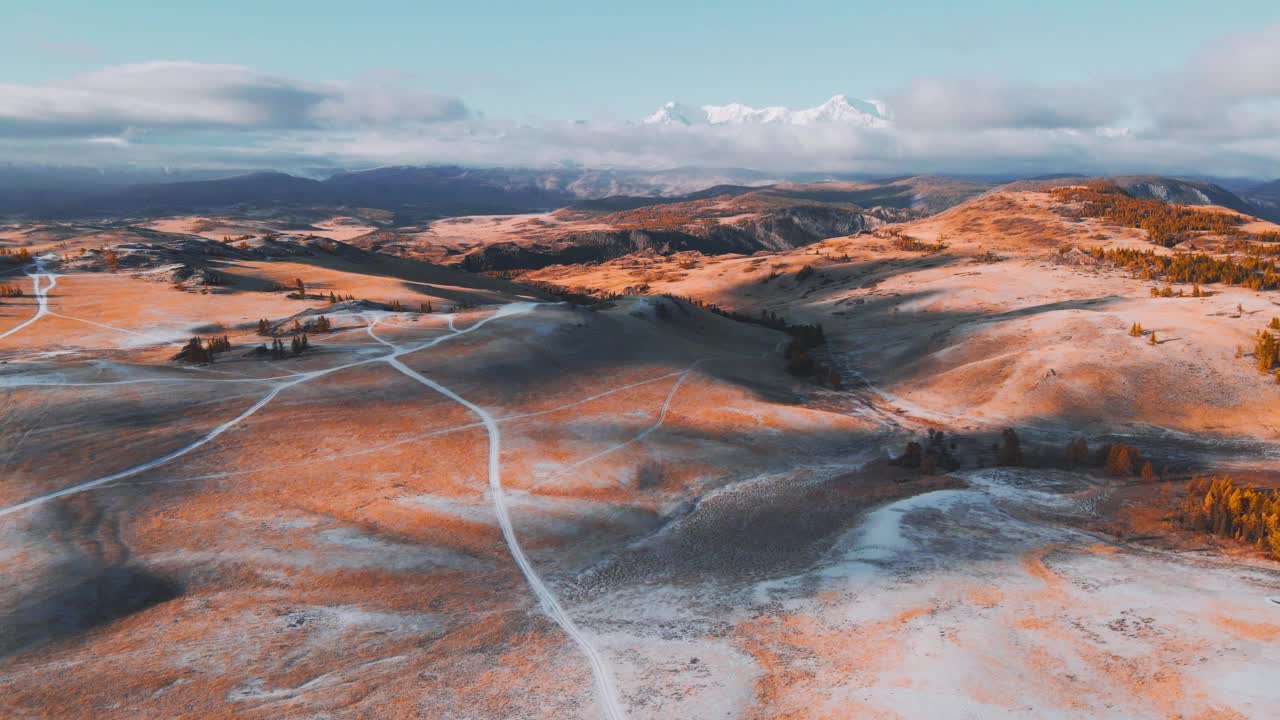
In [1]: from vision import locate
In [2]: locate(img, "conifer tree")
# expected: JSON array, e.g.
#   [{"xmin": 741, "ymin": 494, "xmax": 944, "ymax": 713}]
[
  {"xmin": 1065, "ymin": 437, "xmax": 1089, "ymax": 466},
  {"xmin": 1149, "ymin": 332, "xmax": 1158, "ymax": 345},
  {"xmin": 997, "ymin": 428, "xmax": 1023, "ymax": 466},
  {"xmin": 257, "ymin": 318, "xmax": 270, "ymax": 336}
]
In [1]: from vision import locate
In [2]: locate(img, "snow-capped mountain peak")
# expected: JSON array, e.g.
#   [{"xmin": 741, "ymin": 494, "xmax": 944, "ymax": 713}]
[
  {"xmin": 642, "ymin": 95, "xmax": 892, "ymax": 127},
  {"xmin": 643, "ymin": 101, "xmax": 706, "ymax": 126}
]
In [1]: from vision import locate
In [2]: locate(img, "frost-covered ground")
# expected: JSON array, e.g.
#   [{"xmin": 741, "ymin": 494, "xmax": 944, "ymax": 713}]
[
  {"xmin": 571, "ymin": 467, "xmax": 1280, "ymax": 719},
  {"xmin": 3, "ymin": 249, "xmax": 1280, "ymax": 719}
]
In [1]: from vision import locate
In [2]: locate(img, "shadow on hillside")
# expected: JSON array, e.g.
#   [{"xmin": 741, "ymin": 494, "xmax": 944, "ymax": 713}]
[{"xmin": 199, "ymin": 251, "xmax": 549, "ymax": 309}]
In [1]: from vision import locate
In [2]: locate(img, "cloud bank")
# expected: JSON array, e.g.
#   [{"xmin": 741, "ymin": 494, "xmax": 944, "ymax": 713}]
[{"xmin": 2, "ymin": 25, "xmax": 1279, "ymax": 178}]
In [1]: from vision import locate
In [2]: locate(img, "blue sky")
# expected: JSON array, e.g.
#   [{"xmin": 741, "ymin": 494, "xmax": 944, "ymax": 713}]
[
  {"xmin": 1, "ymin": 2, "xmax": 1279, "ymax": 175},
  {"xmin": 5, "ymin": 0, "xmax": 1277, "ymax": 120}
]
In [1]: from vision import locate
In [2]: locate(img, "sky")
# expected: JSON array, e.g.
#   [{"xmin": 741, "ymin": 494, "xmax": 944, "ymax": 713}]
[{"xmin": 2, "ymin": 1, "xmax": 1280, "ymax": 176}]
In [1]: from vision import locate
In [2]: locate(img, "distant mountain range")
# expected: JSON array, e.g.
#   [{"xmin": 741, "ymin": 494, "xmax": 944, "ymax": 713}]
[
  {"xmin": 0, "ymin": 163, "xmax": 1276, "ymax": 223},
  {"xmin": 643, "ymin": 95, "xmax": 891, "ymax": 128}
]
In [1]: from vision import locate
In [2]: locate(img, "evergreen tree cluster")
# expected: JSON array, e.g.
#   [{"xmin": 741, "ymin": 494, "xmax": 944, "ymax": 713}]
[
  {"xmin": 890, "ymin": 235, "xmax": 949, "ymax": 253},
  {"xmin": 1052, "ymin": 182, "xmax": 1244, "ymax": 246},
  {"xmin": 1178, "ymin": 475, "xmax": 1280, "ymax": 559},
  {"xmin": 177, "ymin": 335, "xmax": 232, "ymax": 364},
  {"xmin": 0, "ymin": 284, "xmax": 23, "ymax": 298},
  {"xmin": 893, "ymin": 429, "xmax": 957, "ymax": 474},
  {"xmin": 328, "ymin": 291, "xmax": 356, "ymax": 304},
  {"xmin": 1256, "ymin": 330, "xmax": 1279, "ymax": 373},
  {"xmin": 1090, "ymin": 246, "xmax": 1280, "ymax": 290},
  {"xmin": 0, "ymin": 248, "xmax": 33, "ymax": 264},
  {"xmin": 179, "ymin": 337, "xmax": 213, "ymax": 364}
]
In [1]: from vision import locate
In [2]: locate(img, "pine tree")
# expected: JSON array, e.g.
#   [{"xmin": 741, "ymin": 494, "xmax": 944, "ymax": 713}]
[
  {"xmin": 1065, "ymin": 437, "xmax": 1089, "ymax": 467},
  {"xmin": 997, "ymin": 428, "xmax": 1023, "ymax": 466},
  {"xmin": 300, "ymin": 333, "xmax": 309, "ymax": 351},
  {"xmin": 1269, "ymin": 317, "xmax": 1280, "ymax": 331},
  {"xmin": 291, "ymin": 336, "xmax": 302, "ymax": 355},
  {"xmin": 1148, "ymin": 331, "xmax": 1158, "ymax": 345},
  {"xmin": 1129, "ymin": 322, "xmax": 1143, "ymax": 337},
  {"xmin": 1140, "ymin": 461, "xmax": 1155, "ymax": 482},
  {"xmin": 295, "ymin": 278, "xmax": 306, "ymax": 296}
]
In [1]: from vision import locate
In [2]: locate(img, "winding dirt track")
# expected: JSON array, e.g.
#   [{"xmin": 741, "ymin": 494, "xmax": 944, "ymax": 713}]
[
  {"xmin": 3, "ymin": 296, "xmax": 630, "ymax": 719},
  {"xmin": 0, "ymin": 258, "xmax": 55, "ymax": 342},
  {"xmin": 385, "ymin": 355, "xmax": 628, "ymax": 720}
]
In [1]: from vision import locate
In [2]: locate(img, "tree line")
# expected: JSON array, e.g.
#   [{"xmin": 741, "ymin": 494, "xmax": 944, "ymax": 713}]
[
  {"xmin": 1087, "ymin": 246, "xmax": 1280, "ymax": 291},
  {"xmin": 1177, "ymin": 475, "xmax": 1280, "ymax": 559},
  {"xmin": 1052, "ymin": 182, "xmax": 1244, "ymax": 247}
]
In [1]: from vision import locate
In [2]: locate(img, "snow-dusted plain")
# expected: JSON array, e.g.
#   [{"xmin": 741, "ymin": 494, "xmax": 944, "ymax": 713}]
[{"xmin": 2, "ymin": 210, "xmax": 1279, "ymax": 720}]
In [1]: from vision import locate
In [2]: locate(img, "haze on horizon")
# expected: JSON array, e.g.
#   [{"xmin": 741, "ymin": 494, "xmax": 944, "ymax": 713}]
[{"xmin": 2, "ymin": 1, "xmax": 1280, "ymax": 177}]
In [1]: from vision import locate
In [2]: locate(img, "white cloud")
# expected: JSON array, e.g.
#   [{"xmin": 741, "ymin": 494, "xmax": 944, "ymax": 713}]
[
  {"xmin": 1147, "ymin": 22, "xmax": 1280, "ymax": 141},
  {"xmin": 887, "ymin": 78, "xmax": 1128, "ymax": 131},
  {"xmin": 0, "ymin": 61, "xmax": 467, "ymax": 138},
  {"xmin": 2, "ymin": 26, "xmax": 1279, "ymax": 180}
]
